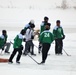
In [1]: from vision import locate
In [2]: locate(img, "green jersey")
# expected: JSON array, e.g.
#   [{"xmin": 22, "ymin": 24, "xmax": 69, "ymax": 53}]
[
  {"xmin": 53, "ymin": 26, "xmax": 64, "ymax": 39},
  {"xmin": 39, "ymin": 30, "xmax": 54, "ymax": 44},
  {"xmin": 0, "ymin": 35, "xmax": 7, "ymax": 48},
  {"xmin": 40, "ymin": 22, "xmax": 47, "ymax": 33},
  {"xmin": 13, "ymin": 34, "xmax": 23, "ymax": 48}
]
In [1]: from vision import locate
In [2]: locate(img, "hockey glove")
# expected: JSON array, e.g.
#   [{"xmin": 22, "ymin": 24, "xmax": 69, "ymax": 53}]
[
  {"xmin": 20, "ymin": 45, "xmax": 23, "ymax": 50},
  {"xmin": 2, "ymin": 47, "xmax": 4, "ymax": 51},
  {"xmin": 62, "ymin": 35, "xmax": 65, "ymax": 40},
  {"xmin": 31, "ymin": 35, "xmax": 34, "ymax": 39},
  {"xmin": 23, "ymin": 38, "xmax": 26, "ymax": 42}
]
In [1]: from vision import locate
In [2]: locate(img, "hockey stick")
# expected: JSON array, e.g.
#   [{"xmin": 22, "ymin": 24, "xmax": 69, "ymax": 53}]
[
  {"xmin": 10, "ymin": 41, "xmax": 40, "ymax": 64},
  {"xmin": 56, "ymin": 40, "xmax": 71, "ymax": 56},
  {"xmin": 63, "ymin": 49, "xmax": 71, "ymax": 56},
  {"xmin": 27, "ymin": 54, "xmax": 39, "ymax": 64},
  {"xmin": 34, "ymin": 44, "xmax": 50, "ymax": 55},
  {"xmin": 34, "ymin": 44, "xmax": 42, "ymax": 54},
  {"xmin": 34, "ymin": 44, "xmax": 39, "ymax": 49},
  {"xmin": 10, "ymin": 41, "xmax": 13, "ymax": 44}
]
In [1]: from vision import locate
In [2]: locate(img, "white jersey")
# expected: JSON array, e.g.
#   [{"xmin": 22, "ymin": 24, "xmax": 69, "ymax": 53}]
[
  {"xmin": 24, "ymin": 24, "xmax": 30, "ymax": 28},
  {"xmin": 40, "ymin": 22, "xmax": 44, "ymax": 26},
  {"xmin": 25, "ymin": 28, "xmax": 34, "ymax": 41},
  {"xmin": 17, "ymin": 34, "xmax": 23, "ymax": 39},
  {"xmin": 0, "ymin": 35, "xmax": 4, "ymax": 39},
  {"xmin": 53, "ymin": 25, "xmax": 62, "ymax": 30}
]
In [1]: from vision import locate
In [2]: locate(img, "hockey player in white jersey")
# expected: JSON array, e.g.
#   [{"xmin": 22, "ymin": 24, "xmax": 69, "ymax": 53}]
[{"xmin": 23, "ymin": 22, "xmax": 36, "ymax": 56}]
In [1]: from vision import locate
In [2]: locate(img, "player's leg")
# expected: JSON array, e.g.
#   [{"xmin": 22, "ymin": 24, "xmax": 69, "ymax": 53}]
[
  {"xmin": 9, "ymin": 49, "xmax": 17, "ymax": 63},
  {"xmin": 16, "ymin": 49, "xmax": 22, "ymax": 64},
  {"xmin": 5, "ymin": 42, "xmax": 11, "ymax": 53}
]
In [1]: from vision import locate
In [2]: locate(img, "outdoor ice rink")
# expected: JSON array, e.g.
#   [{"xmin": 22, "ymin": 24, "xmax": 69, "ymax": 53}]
[{"xmin": 0, "ymin": 3, "xmax": 76, "ymax": 75}]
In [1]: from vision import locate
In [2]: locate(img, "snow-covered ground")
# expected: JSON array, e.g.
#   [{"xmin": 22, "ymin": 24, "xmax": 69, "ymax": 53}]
[
  {"xmin": 0, "ymin": 32, "xmax": 76, "ymax": 75},
  {"xmin": 0, "ymin": 8, "xmax": 76, "ymax": 33},
  {"xmin": 0, "ymin": 0, "xmax": 76, "ymax": 74}
]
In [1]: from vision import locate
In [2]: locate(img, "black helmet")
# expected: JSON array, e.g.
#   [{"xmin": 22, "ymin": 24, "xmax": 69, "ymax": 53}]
[
  {"xmin": 45, "ymin": 23, "xmax": 51, "ymax": 30},
  {"xmin": 30, "ymin": 24, "xmax": 35, "ymax": 28},
  {"xmin": 20, "ymin": 29, "xmax": 25, "ymax": 35},
  {"xmin": 56, "ymin": 20, "xmax": 60, "ymax": 23},
  {"xmin": 2, "ymin": 30, "xmax": 6, "ymax": 33},
  {"xmin": 47, "ymin": 23, "xmax": 51, "ymax": 26},
  {"xmin": 44, "ymin": 16, "xmax": 49, "ymax": 21},
  {"xmin": 2, "ymin": 30, "xmax": 7, "ymax": 36}
]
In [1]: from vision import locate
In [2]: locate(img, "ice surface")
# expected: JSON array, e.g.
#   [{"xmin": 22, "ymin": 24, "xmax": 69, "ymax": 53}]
[
  {"xmin": 0, "ymin": 8, "xmax": 76, "ymax": 33},
  {"xmin": 0, "ymin": 32, "xmax": 76, "ymax": 75},
  {"xmin": 0, "ymin": 1, "xmax": 76, "ymax": 74}
]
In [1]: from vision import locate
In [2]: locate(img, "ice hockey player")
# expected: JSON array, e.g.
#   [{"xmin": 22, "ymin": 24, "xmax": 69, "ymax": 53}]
[
  {"xmin": 38, "ymin": 16, "xmax": 50, "ymax": 53},
  {"xmin": 23, "ymin": 22, "xmax": 36, "ymax": 56},
  {"xmin": 39, "ymin": 23, "xmax": 54, "ymax": 64},
  {"xmin": 23, "ymin": 20, "xmax": 35, "ymax": 53},
  {"xmin": 40, "ymin": 16, "xmax": 50, "ymax": 33},
  {"xmin": 8, "ymin": 29, "xmax": 25, "ymax": 64},
  {"xmin": 24, "ymin": 20, "xmax": 35, "ymax": 32},
  {"xmin": 0, "ymin": 30, "xmax": 11, "ymax": 54},
  {"xmin": 53, "ymin": 20, "xmax": 65, "ymax": 55}
]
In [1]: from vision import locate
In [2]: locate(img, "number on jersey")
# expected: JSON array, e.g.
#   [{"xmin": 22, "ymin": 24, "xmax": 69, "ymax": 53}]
[{"xmin": 44, "ymin": 33, "xmax": 50, "ymax": 37}]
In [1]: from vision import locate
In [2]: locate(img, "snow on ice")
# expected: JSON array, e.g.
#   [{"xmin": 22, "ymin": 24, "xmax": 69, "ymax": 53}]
[{"xmin": 0, "ymin": 0, "xmax": 76, "ymax": 75}]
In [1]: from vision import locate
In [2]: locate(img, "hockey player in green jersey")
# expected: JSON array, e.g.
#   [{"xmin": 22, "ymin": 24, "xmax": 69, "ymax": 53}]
[
  {"xmin": 9, "ymin": 29, "xmax": 25, "ymax": 64},
  {"xmin": 0, "ymin": 30, "xmax": 7, "ymax": 50},
  {"xmin": 39, "ymin": 16, "xmax": 51, "ymax": 53},
  {"xmin": 40, "ymin": 16, "xmax": 49, "ymax": 34},
  {"xmin": 0, "ymin": 30, "xmax": 11, "ymax": 53},
  {"xmin": 53, "ymin": 20, "xmax": 65, "ymax": 55},
  {"xmin": 39, "ymin": 23, "xmax": 54, "ymax": 64}
]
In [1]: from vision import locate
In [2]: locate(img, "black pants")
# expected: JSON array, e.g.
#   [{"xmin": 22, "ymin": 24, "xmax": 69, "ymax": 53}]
[
  {"xmin": 55, "ymin": 39, "xmax": 63, "ymax": 54},
  {"xmin": 38, "ymin": 42, "xmax": 42, "ymax": 53},
  {"xmin": 24, "ymin": 40, "xmax": 34, "ymax": 54},
  {"xmin": 42, "ymin": 43, "xmax": 50, "ymax": 62},
  {"xmin": 9, "ymin": 48, "xmax": 22, "ymax": 62}
]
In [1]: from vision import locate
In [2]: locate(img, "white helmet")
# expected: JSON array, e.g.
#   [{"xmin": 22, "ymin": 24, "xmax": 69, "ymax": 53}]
[{"xmin": 30, "ymin": 20, "xmax": 34, "ymax": 24}]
